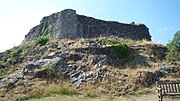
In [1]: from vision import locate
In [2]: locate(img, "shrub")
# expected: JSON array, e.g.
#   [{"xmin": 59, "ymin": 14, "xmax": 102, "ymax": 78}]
[
  {"xmin": 20, "ymin": 41, "xmax": 34, "ymax": 55},
  {"xmin": 9, "ymin": 48, "xmax": 18, "ymax": 59},
  {"xmin": 100, "ymin": 38, "xmax": 134, "ymax": 61},
  {"xmin": 22, "ymin": 47, "xmax": 29, "ymax": 56},
  {"xmin": 8, "ymin": 48, "xmax": 19, "ymax": 64},
  {"xmin": 36, "ymin": 34, "xmax": 49, "ymax": 45},
  {"xmin": 112, "ymin": 44, "xmax": 130, "ymax": 59},
  {"xmin": 35, "ymin": 25, "xmax": 52, "ymax": 45}
]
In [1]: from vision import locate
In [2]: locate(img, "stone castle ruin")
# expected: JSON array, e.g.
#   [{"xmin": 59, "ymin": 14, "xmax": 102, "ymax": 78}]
[{"xmin": 25, "ymin": 9, "xmax": 151, "ymax": 41}]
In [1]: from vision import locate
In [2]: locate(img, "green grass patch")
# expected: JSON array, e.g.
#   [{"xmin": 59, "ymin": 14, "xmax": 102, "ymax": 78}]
[
  {"xmin": 19, "ymin": 86, "xmax": 78, "ymax": 101},
  {"xmin": 44, "ymin": 87, "xmax": 78, "ymax": 96}
]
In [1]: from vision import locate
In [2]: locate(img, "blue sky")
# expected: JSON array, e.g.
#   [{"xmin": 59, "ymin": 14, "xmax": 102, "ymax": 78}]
[{"xmin": 0, "ymin": 0, "xmax": 179, "ymax": 52}]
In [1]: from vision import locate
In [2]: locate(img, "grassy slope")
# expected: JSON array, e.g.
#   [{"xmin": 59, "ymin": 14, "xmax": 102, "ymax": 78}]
[{"xmin": 26, "ymin": 94, "xmax": 180, "ymax": 101}]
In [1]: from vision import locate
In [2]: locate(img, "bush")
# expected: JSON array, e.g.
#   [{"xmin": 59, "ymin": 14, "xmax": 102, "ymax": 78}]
[
  {"xmin": 9, "ymin": 48, "xmax": 18, "ymax": 58},
  {"xmin": 36, "ymin": 34, "xmax": 49, "ymax": 45},
  {"xmin": 112, "ymin": 44, "xmax": 130, "ymax": 59},
  {"xmin": 8, "ymin": 48, "xmax": 19, "ymax": 64},
  {"xmin": 35, "ymin": 25, "xmax": 52, "ymax": 45},
  {"xmin": 100, "ymin": 38, "xmax": 134, "ymax": 61},
  {"xmin": 21, "ymin": 41, "xmax": 34, "ymax": 55}
]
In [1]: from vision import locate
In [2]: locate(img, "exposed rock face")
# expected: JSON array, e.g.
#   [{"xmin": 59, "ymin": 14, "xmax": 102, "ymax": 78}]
[
  {"xmin": 24, "ymin": 9, "xmax": 151, "ymax": 41},
  {"xmin": 0, "ymin": 38, "xmax": 167, "ymax": 90}
]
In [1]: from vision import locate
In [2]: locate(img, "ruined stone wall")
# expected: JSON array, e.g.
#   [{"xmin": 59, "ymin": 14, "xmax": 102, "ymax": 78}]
[
  {"xmin": 76, "ymin": 15, "xmax": 151, "ymax": 40},
  {"xmin": 24, "ymin": 9, "xmax": 151, "ymax": 41}
]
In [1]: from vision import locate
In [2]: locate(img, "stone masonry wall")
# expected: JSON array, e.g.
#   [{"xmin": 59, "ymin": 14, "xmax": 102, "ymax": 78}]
[{"xmin": 24, "ymin": 9, "xmax": 151, "ymax": 41}]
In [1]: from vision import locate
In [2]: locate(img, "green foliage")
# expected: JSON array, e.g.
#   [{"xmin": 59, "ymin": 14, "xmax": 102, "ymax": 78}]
[
  {"xmin": 36, "ymin": 34, "xmax": 50, "ymax": 45},
  {"xmin": 20, "ymin": 86, "xmax": 77, "ymax": 100},
  {"xmin": 112, "ymin": 44, "xmax": 130, "ymax": 59},
  {"xmin": 107, "ymin": 96, "xmax": 115, "ymax": 101},
  {"xmin": 44, "ymin": 65, "xmax": 57, "ymax": 75},
  {"xmin": 10, "ymin": 48, "xmax": 18, "ymax": 59},
  {"xmin": 171, "ymin": 30, "xmax": 180, "ymax": 47},
  {"xmin": 166, "ymin": 45, "xmax": 180, "ymax": 61},
  {"xmin": 41, "ymin": 25, "xmax": 52, "ymax": 35},
  {"xmin": 21, "ymin": 42, "xmax": 32, "ymax": 55},
  {"xmin": 40, "ymin": 64, "xmax": 62, "ymax": 78},
  {"xmin": 22, "ymin": 48, "xmax": 28, "ymax": 56},
  {"xmin": 100, "ymin": 38, "xmax": 134, "ymax": 61},
  {"xmin": 8, "ymin": 48, "xmax": 19, "ymax": 64},
  {"xmin": 36, "ymin": 25, "xmax": 52, "ymax": 45},
  {"xmin": 166, "ymin": 30, "xmax": 180, "ymax": 62}
]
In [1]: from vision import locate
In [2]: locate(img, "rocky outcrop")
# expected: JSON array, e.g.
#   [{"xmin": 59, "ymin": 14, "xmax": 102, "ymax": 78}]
[
  {"xmin": 24, "ymin": 9, "xmax": 151, "ymax": 41},
  {"xmin": 0, "ymin": 36, "xmax": 175, "ymax": 101},
  {"xmin": 0, "ymin": 38, "xmax": 167, "ymax": 90},
  {"xmin": 130, "ymin": 41, "xmax": 167, "ymax": 66}
]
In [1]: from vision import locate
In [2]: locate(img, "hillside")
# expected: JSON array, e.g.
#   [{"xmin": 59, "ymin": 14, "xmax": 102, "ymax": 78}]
[{"xmin": 0, "ymin": 9, "xmax": 179, "ymax": 101}]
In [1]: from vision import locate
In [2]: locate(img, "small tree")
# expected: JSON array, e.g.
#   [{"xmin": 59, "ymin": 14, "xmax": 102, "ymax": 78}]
[
  {"xmin": 171, "ymin": 30, "xmax": 180, "ymax": 47},
  {"xmin": 166, "ymin": 30, "xmax": 180, "ymax": 62}
]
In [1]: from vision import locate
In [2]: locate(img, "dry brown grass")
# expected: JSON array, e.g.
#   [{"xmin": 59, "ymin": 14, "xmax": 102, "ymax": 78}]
[{"xmin": 0, "ymin": 37, "xmax": 176, "ymax": 101}]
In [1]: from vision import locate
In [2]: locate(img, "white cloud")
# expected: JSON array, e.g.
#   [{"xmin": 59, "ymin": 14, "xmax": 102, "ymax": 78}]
[
  {"xmin": 159, "ymin": 27, "xmax": 168, "ymax": 31},
  {"xmin": 158, "ymin": 27, "xmax": 174, "ymax": 32}
]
